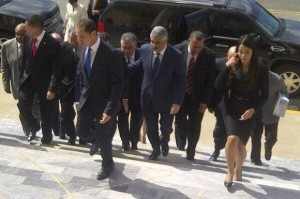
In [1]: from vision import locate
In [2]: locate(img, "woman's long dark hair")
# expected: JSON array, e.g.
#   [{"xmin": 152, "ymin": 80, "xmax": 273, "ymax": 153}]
[{"xmin": 228, "ymin": 34, "xmax": 260, "ymax": 90}]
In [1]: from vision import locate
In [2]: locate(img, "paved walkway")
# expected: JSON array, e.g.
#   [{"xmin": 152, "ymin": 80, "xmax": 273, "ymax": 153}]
[{"xmin": 0, "ymin": 119, "xmax": 300, "ymax": 199}]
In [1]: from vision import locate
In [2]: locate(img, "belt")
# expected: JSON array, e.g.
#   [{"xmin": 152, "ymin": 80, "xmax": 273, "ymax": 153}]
[{"xmin": 232, "ymin": 95, "xmax": 251, "ymax": 101}]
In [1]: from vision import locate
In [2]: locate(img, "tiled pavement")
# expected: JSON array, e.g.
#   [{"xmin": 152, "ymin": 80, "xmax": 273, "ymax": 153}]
[{"xmin": 0, "ymin": 118, "xmax": 300, "ymax": 199}]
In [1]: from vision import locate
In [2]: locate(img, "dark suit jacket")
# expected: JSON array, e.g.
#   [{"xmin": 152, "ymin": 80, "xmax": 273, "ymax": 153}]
[
  {"xmin": 128, "ymin": 49, "xmax": 143, "ymax": 111},
  {"xmin": 138, "ymin": 44, "xmax": 186, "ymax": 112},
  {"xmin": 21, "ymin": 32, "xmax": 62, "ymax": 93},
  {"xmin": 76, "ymin": 40, "xmax": 123, "ymax": 119},
  {"xmin": 60, "ymin": 41, "xmax": 79, "ymax": 102},
  {"xmin": 175, "ymin": 41, "xmax": 216, "ymax": 106}
]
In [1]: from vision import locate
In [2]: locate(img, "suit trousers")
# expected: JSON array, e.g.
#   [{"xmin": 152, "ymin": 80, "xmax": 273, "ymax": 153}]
[
  {"xmin": 76, "ymin": 99, "xmax": 116, "ymax": 170},
  {"xmin": 213, "ymin": 106, "xmax": 227, "ymax": 151},
  {"xmin": 117, "ymin": 102, "xmax": 130, "ymax": 145},
  {"xmin": 175, "ymin": 94, "xmax": 204, "ymax": 157},
  {"xmin": 129, "ymin": 109, "xmax": 143, "ymax": 145},
  {"xmin": 59, "ymin": 100, "xmax": 76, "ymax": 139},
  {"xmin": 117, "ymin": 102, "xmax": 143, "ymax": 146},
  {"xmin": 251, "ymin": 117, "xmax": 278, "ymax": 161},
  {"xmin": 143, "ymin": 105, "xmax": 174, "ymax": 152},
  {"xmin": 19, "ymin": 95, "xmax": 41, "ymax": 136},
  {"xmin": 18, "ymin": 78, "xmax": 54, "ymax": 142},
  {"xmin": 51, "ymin": 97, "xmax": 60, "ymax": 136}
]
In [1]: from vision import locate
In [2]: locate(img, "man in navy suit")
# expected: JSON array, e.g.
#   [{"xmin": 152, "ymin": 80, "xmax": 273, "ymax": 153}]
[
  {"xmin": 18, "ymin": 15, "xmax": 62, "ymax": 144},
  {"xmin": 174, "ymin": 31, "xmax": 216, "ymax": 160},
  {"xmin": 75, "ymin": 18, "xmax": 123, "ymax": 180},
  {"xmin": 131, "ymin": 26, "xmax": 186, "ymax": 160},
  {"xmin": 118, "ymin": 32, "xmax": 143, "ymax": 151}
]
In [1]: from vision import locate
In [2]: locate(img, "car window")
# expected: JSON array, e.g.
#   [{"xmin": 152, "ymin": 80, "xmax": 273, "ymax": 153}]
[
  {"xmin": 184, "ymin": 9, "xmax": 210, "ymax": 37},
  {"xmin": 212, "ymin": 13, "xmax": 255, "ymax": 38},
  {"xmin": 228, "ymin": 0, "xmax": 280, "ymax": 37},
  {"xmin": 101, "ymin": 2, "xmax": 179, "ymax": 46}
]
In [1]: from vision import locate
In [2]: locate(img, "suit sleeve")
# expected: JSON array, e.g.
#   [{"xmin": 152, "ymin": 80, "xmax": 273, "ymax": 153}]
[
  {"xmin": 279, "ymin": 77, "xmax": 289, "ymax": 98},
  {"xmin": 74, "ymin": 61, "xmax": 82, "ymax": 103},
  {"xmin": 199, "ymin": 52, "xmax": 216, "ymax": 105},
  {"xmin": 253, "ymin": 65, "xmax": 269, "ymax": 112},
  {"xmin": 120, "ymin": 52, "xmax": 129, "ymax": 100},
  {"xmin": 104, "ymin": 50, "xmax": 124, "ymax": 116},
  {"xmin": 173, "ymin": 52, "xmax": 186, "ymax": 105},
  {"xmin": 48, "ymin": 41, "xmax": 63, "ymax": 93},
  {"xmin": 1, "ymin": 44, "xmax": 11, "ymax": 92}
]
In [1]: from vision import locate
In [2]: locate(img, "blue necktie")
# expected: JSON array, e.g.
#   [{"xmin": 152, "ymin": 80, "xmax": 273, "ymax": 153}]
[
  {"xmin": 152, "ymin": 52, "xmax": 160, "ymax": 75},
  {"xmin": 85, "ymin": 47, "xmax": 92, "ymax": 79}
]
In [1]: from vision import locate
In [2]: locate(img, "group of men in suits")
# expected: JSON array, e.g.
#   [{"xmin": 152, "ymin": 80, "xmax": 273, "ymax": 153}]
[{"xmin": 1, "ymin": 15, "xmax": 218, "ymax": 180}]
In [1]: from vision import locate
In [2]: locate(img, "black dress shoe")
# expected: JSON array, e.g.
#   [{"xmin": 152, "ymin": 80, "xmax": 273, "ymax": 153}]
[
  {"xmin": 131, "ymin": 143, "xmax": 138, "ymax": 150},
  {"xmin": 265, "ymin": 152, "xmax": 272, "ymax": 161},
  {"xmin": 59, "ymin": 134, "xmax": 69, "ymax": 140},
  {"xmin": 224, "ymin": 181, "xmax": 233, "ymax": 188},
  {"xmin": 90, "ymin": 143, "xmax": 100, "ymax": 156},
  {"xmin": 67, "ymin": 137, "xmax": 76, "ymax": 145},
  {"xmin": 97, "ymin": 164, "xmax": 115, "ymax": 180},
  {"xmin": 251, "ymin": 159, "xmax": 263, "ymax": 166},
  {"xmin": 161, "ymin": 142, "xmax": 169, "ymax": 157},
  {"xmin": 27, "ymin": 132, "xmax": 36, "ymax": 142},
  {"xmin": 186, "ymin": 155, "xmax": 195, "ymax": 161},
  {"xmin": 209, "ymin": 150, "xmax": 220, "ymax": 161},
  {"xmin": 79, "ymin": 139, "xmax": 87, "ymax": 145},
  {"xmin": 41, "ymin": 138, "xmax": 52, "ymax": 145},
  {"xmin": 149, "ymin": 150, "xmax": 161, "ymax": 160},
  {"xmin": 122, "ymin": 142, "xmax": 130, "ymax": 151},
  {"xmin": 265, "ymin": 143, "xmax": 272, "ymax": 160},
  {"xmin": 178, "ymin": 146, "xmax": 185, "ymax": 151}
]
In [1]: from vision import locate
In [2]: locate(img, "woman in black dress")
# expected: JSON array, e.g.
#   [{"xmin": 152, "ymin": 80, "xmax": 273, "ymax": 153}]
[{"xmin": 215, "ymin": 34, "xmax": 269, "ymax": 188}]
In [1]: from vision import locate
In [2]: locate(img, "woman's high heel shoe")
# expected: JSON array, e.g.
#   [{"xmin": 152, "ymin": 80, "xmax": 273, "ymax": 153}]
[{"xmin": 224, "ymin": 181, "xmax": 233, "ymax": 188}]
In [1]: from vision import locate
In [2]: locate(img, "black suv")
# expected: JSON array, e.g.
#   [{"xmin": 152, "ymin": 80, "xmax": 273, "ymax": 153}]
[
  {"xmin": 0, "ymin": 0, "xmax": 64, "ymax": 56},
  {"xmin": 99, "ymin": 0, "xmax": 300, "ymax": 97}
]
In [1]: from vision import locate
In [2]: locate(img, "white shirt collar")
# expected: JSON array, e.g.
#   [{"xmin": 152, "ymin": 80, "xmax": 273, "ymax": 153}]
[
  {"xmin": 90, "ymin": 36, "xmax": 100, "ymax": 52},
  {"xmin": 154, "ymin": 45, "xmax": 167, "ymax": 56},
  {"xmin": 35, "ymin": 30, "xmax": 46, "ymax": 43}
]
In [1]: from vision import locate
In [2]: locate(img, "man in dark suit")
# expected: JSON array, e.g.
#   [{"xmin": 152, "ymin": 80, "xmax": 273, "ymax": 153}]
[
  {"xmin": 130, "ymin": 26, "xmax": 186, "ymax": 160},
  {"xmin": 18, "ymin": 15, "xmax": 62, "ymax": 144},
  {"xmin": 174, "ymin": 31, "xmax": 216, "ymax": 160},
  {"xmin": 53, "ymin": 30, "xmax": 79, "ymax": 145},
  {"xmin": 75, "ymin": 18, "xmax": 123, "ymax": 180},
  {"xmin": 118, "ymin": 32, "xmax": 143, "ymax": 151},
  {"xmin": 208, "ymin": 46, "xmax": 236, "ymax": 161}
]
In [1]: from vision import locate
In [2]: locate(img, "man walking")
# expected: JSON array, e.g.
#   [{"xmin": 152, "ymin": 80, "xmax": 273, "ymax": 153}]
[{"xmin": 75, "ymin": 18, "xmax": 123, "ymax": 180}]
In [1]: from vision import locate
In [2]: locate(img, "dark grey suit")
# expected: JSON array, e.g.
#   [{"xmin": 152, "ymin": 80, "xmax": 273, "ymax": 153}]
[{"xmin": 75, "ymin": 39, "xmax": 123, "ymax": 170}]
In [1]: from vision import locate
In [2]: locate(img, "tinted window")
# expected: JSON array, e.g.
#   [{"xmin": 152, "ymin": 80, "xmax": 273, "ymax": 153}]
[
  {"xmin": 101, "ymin": 2, "xmax": 179, "ymax": 46},
  {"xmin": 212, "ymin": 13, "xmax": 255, "ymax": 38},
  {"xmin": 228, "ymin": 0, "xmax": 280, "ymax": 37},
  {"xmin": 184, "ymin": 9, "xmax": 210, "ymax": 37}
]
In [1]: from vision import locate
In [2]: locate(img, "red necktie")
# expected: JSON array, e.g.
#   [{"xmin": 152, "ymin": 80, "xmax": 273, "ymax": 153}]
[
  {"xmin": 32, "ymin": 38, "xmax": 38, "ymax": 57},
  {"xmin": 186, "ymin": 55, "xmax": 195, "ymax": 95}
]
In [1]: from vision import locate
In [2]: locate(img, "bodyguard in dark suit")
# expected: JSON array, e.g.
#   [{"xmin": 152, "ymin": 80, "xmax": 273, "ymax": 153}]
[
  {"xmin": 57, "ymin": 30, "xmax": 79, "ymax": 145},
  {"xmin": 18, "ymin": 15, "xmax": 62, "ymax": 144},
  {"xmin": 75, "ymin": 19, "xmax": 123, "ymax": 180},
  {"xmin": 174, "ymin": 31, "xmax": 216, "ymax": 160},
  {"xmin": 208, "ymin": 46, "xmax": 236, "ymax": 161},
  {"xmin": 118, "ymin": 32, "xmax": 143, "ymax": 151},
  {"xmin": 130, "ymin": 26, "xmax": 186, "ymax": 160}
]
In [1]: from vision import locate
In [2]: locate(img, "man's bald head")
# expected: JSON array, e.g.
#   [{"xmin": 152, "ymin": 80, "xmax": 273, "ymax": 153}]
[
  {"xmin": 51, "ymin": 33, "xmax": 63, "ymax": 43},
  {"xmin": 15, "ymin": 23, "xmax": 26, "ymax": 44},
  {"xmin": 227, "ymin": 46, "xmax": 237, "ymax": 60}
]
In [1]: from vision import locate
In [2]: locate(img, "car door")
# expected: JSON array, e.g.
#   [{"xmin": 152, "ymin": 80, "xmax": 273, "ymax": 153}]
[{"xmin": 210, "ymin": 12, "xmax": 256, "ymax": 57}]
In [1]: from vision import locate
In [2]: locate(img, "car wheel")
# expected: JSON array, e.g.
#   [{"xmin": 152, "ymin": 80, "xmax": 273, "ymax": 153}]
[
  {"xmin": 0, "ymin": 37, "xmax": 9, "ymax": 59},
  {"xmin": 273, "ymin": 64, "xmax": 300, "ymax": 97}
]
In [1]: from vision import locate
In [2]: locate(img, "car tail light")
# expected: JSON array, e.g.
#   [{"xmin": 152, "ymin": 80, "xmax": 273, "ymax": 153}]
[{"xmin": 98, "ymin": 22, "xmax": 105, "ymax": 32}]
